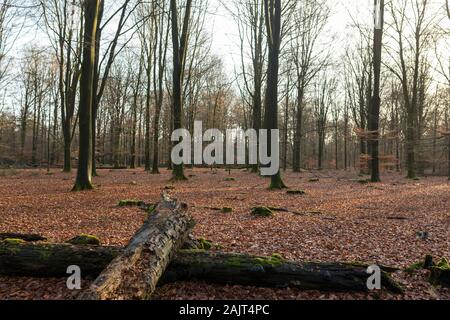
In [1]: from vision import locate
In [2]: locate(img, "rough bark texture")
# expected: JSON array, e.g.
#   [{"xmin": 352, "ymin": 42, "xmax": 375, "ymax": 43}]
[
  {"xmin": 0, "ymin": 245, "xmax": 402, "ymax": 294},
  {"xmin": 79, "ymin": 194, "xmax": 194, "ymax": 300}
]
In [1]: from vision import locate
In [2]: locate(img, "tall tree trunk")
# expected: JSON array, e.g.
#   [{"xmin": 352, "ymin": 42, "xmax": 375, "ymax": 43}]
[
  {"xmin": 293, "ymin": 87, "xmax": 304, "ymax": 172},
  {"xmin": 369, "ymin": 0, "xmax": 384, "ymax": 183},
  {"xmin": 73, "ymin": 0, "xmax": 100, "ymax": 191},
  {"xmin": 263, "ymin": 0, "xmax": 286, "ymax": 189},
  {"xmin": 170, "ymin": 0, "xmax": 192, "ymax": 180}
]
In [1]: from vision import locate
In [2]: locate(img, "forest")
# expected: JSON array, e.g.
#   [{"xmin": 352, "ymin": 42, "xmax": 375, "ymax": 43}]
[{"xmin": 0, "ymin": 0, "xmax": 449, "ymax": 302}]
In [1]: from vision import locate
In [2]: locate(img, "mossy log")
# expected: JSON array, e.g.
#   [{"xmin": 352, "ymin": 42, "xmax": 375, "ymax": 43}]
[
  {"xmin": 79, "ymin": 193, "xmax": 194, "ymax": 300},
  {"xmin": 0, "ymin": 243, "xmax": 120, "ymax": 277},
  {"xmin": 0, "ymin": 233, "xmax": 46, "ymax": 242},
  {"xmin": 0, "ymin": 244, "xmax": 402, "ymax": 294}
]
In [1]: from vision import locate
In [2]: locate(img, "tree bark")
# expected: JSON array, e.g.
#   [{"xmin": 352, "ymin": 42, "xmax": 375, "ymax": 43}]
[{"xmin": 79, "ymin": 194, "xmax": 194, "ymax": 300}]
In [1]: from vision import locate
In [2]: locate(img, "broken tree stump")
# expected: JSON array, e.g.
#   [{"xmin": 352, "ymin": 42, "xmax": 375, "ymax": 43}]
[{"xmin": 79, "ymin": 194, "xmax": 194, "ymax": 300}]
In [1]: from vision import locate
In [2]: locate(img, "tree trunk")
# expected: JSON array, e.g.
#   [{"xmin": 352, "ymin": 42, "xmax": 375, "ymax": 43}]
[
  {"xmin": 170, "ymin": 0, "xmax": 192, "ymax": 181},
  {"xmin": 79, "ymin": 194, "xmax": 194, "ymax": 300},
  {"xmin": 369, "ymin": 0, "xmax": 384, "ymax": 183},
  {"xmin": 263, "ymin": 0, "xmax": 286, "ymax": 189},
  {"xmin": 73, "ymin": 0, "xmax": 100, "ymax": 191},
  {"xmin": 0, "ymin": 245, "xmax": 402, "ymax": 294}
]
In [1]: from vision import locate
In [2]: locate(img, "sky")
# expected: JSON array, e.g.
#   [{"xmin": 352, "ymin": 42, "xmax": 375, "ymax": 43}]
[{"xmin": 206, "ymin": 0, "xmax": 373, "ymax": 71}]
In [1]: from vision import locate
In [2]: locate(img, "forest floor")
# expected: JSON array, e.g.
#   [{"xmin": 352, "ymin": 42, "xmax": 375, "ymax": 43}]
[{"xmin": 0, "ymin": 167, "xmax": 449, "ymax": 300}]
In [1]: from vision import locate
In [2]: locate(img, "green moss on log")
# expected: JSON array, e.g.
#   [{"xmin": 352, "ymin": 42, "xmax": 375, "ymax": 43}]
[
  {"xmin": 251, "ymin": 207, "xmax": 273, "ymax": 217},
  {"xmin": 66, "ymin": 234, "xmax": 101, "ymax": 246},
  {"xmin": 2, "ymin": 238, "xmax": 26, "ymax": 245},
  {"xmin": 119, "ymin": 200, "xmax": 145, "ymax": 207}
]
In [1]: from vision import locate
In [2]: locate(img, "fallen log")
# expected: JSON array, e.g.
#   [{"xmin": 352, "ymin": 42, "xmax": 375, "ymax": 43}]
[
  {"xmin": 79, "ymin": 194, "xmax": 194, "ymax": 300},
  {"xmin": 163, "ymin": 251, "xmax": 404, "ymax": 293},
  {"xmin": 0, "ymin": 243, "xmax": 403, "ymax": 293},
  {"xmin": 0, "ymin": 233, "xmax": 46, "ymax": 242}
]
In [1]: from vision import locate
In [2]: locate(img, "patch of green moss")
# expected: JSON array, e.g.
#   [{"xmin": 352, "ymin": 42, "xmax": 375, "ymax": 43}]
[
  {"xmin": 3, "ymin": 238, "xmax": 26, "ymax": 245},
  {"xmin": 434, "ymin": 257, "xmax": 450, "ymax": 271},
  {"xmin": 253, "ymin": 254, "xmax": 285, "ymax": 267},
  {"xmin": 405, "ymin": 262, "xmax": 424, "ymax": 273},
  {"xmin": 222, "ymin": 207, "xmax": 233, "ymax": 213},
  {"xmin": 286, "ymin": 189, "xmax": 306, "ymax": 195},
  {"xmin": 180, "ymin": 249, "xmax": 206, "ymax": 254},
  {"xmin": 225, "ymin": 257, "xmax": 249, "ymax": 268},
  {"xmin": 309, "ymin": 178, "xmax": 319, "ymax": 182},
  {"xmin": 251, "ymin": 206, "xmax": 273, "ymax": 217},
  {"xmin": 224, "ymin": 177, "xmax": 236, "ymax": 182},
  {"xmin": 146, "ymin": 204, "xmax": 157, "ymax": 214},
  {"xmin": 224, "ymin": 254, "xmax": 285, "ymax": 269},
  {"xmin": 197, "ymin": 238, "xmax": 214, "ymax": 250},
  {"xmin": 66, "ymin": 234, "xmax": 101, "ymax": 246},
  {"xmin": 119, "ymin": 200, "xmax": 145, "ymax": 207}
]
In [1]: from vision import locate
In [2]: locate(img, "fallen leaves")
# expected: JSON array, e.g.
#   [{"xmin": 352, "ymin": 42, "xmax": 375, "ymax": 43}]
[{"xmin": 0, "ymin": 168, "xmax": 449, "ymax": 300}]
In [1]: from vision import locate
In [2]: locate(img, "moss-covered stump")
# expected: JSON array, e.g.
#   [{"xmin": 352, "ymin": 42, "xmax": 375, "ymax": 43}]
[
  {"xmin": 251, "ymin": 207, "xmax": 273, "ymax": 217},
  {"xmin": 405, "ymin": 256, "xmax": 450, "ymax": 288},
  {"xmin": 66, "ymin": 234, "xmax": 101, "ymax": 246},
  {"xmin": 430, "ymin": 258, "xmax": 450, "ymax": 287},
  {"xmin": 286, "ymin": 189, "xmax": 306, "ymax": 195}
]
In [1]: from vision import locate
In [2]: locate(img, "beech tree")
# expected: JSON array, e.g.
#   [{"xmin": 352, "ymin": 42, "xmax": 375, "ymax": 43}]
[
  {"xmin": 263, "ymin": 0, "xmax": 286, "ymax": 189},
  {"xmin": 369, "ymin": 0, "xmax": 385, "ymax": 183},
  {"xmin": 170, "ymin": 0, "xmax": 193, "ymax": 181},
  {"xmin": 73, "ymin": 0, "xmax": 101, "ymax": 191}
]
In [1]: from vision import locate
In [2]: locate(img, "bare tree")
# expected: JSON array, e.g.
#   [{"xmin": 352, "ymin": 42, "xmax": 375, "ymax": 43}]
[
  {"xmin": 73, "ymin": 0, "xmax": 101, "ymax": 191},
  {"xmin": 170, "ymin": 0, "xmax": 193, "ymax": 180},
  {"xmin": 263, "ymin": 0, "xmax": 286, "ymax": 189},
  {"xmin": 290, "ymin": 0, "xmax": 330, "ymax": 172},
  {"xmin": 369, "ymin": 0, "xmax": 385, "ymax": 182},
  {"xmin": 386, "ymin": 0, "xmax": 434, "ymax": 179}
]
